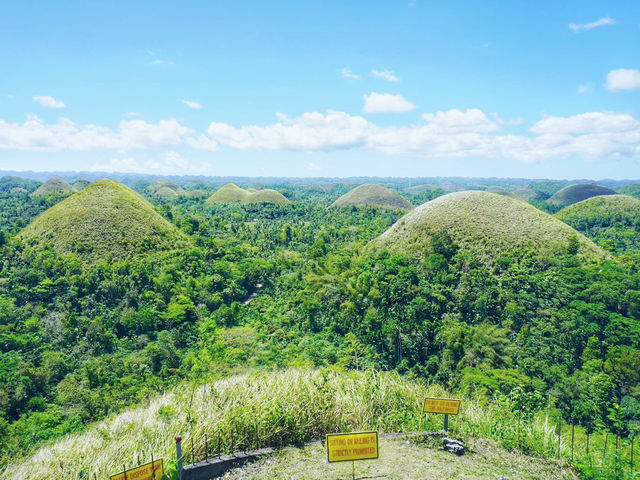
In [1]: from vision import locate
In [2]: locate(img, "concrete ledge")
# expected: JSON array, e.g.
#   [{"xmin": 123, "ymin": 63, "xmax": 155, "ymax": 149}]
[{"xmin": 182, "ymin": 447, "xmax": 277, "ymax": 480}]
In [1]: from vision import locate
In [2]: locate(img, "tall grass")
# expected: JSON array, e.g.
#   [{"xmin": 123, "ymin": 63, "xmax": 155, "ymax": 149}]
[{"xmin": 2, "ymin": 368, "xmax": 629, "ymax": 479}]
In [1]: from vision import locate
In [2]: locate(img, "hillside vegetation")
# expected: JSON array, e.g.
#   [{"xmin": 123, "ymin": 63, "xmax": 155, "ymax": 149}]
[
  {"xmin": 331, "ymin": 184, "xmax": 412, "ymax": 210},
  {"xmin": 30, "ymin": 177, "xmax": 73, "ymax": 198},
  {"xmin": 547, "ymin": 184, "xmax": 616, "ymax": 208},
  {"xmin": 18, "ymin": 179, "xmax": 189, "ymax": 261},
  {"xmin": 375, "ymin": 191, "xmax": 605, "ymax": 264},
  {"xmin": 207, "ymin": 183, "xmax": 291, "ymax": 205},
  {"xmin": 556, "ymin": 194, "xmax": 640, "ymax": 253},
  {"xmin": 0, "ymin": 368, "xmax": 578, "ymax": 480}
]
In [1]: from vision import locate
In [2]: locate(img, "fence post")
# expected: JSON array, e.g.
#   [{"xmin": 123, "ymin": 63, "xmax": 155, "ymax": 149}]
[
  {"xmin": 175, "ymin": 436, "xmax": 183, "ymax": 480},
  {"xmin": 571, "ymin": 424, "xmax": 575, "ymax": 464},
  {"xmin": 557, "ymin": 416, "xmax": 562, "ymax": 460}
]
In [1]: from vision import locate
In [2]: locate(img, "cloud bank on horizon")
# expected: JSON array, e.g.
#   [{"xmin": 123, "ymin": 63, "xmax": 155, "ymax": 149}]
[{"xmin": 0, "ymin": 2, "xmax": 638, "ymax": 177}]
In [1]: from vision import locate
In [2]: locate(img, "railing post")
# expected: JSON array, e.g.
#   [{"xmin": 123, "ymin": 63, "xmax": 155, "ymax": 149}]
[{"xmin": 175, "ymin": 436, "xmax": 183, "ymax": 480}]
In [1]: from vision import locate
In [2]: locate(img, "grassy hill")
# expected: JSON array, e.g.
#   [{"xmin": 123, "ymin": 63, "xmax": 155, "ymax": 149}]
[
  {"xmin": 547, "ymin": 184, "xmax": 615, "ymax": 208},
  {"xmin": 206, "ymin": 183, "xmax": 291, "ymax": 205},
  {"xmin": 512, "ymin": 186, "xmax": 541, "ymax": 202},
  {"xmin": 556, "ymin": 194, "xmax": 640, "ymax": 252},
  {"xmin": 404, "ymin": 183, "xmax": 440, "ymax": 193},
  {"xmin": 331, "ymin": 184, "xmax": 412, "ymax": 210},
  {"xmin": 17, "ymin": 179, "xmax": 189, "ymax": 261},
  {"xmin": 0, "ymin": 368, "xmax": 581, "ymax": 480},
  {"xmin": 71, "ymin": 178, "xmax": 91, "ymax": 191},
  {"xmin": 374, "ymin": 191, "xmax": 606, "ymax": 264},
  {"xmin": 30, "ymin": 177, "xmax": 74, "ymax": 197},
  {"xmin": 149, "ymin": 180, "xmax": 186, "ymax": 199},
  {"xmin": 618, "ymin": 183, "xmax": 640, "ymax": 198}
]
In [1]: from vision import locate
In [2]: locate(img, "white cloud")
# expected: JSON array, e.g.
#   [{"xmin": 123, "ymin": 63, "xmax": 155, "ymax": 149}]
[
  {"xmin": 2, "ymin": 108, "xmax": 640, "ymax": 167},
  {"xmin": 530, "ymin": 112, "xmax": 638, "ymax": 135},
  {"xmin": 90, "ymin": 152, "xmax": 215, "ymax": 175},
  {"xmin": 124, "ymin": 112, "xmax": 142, "ymax": 117},
  {"xmin": 363, "ymin": 92, "xmax": 417, "ymax": 114},
  {"xmin": 0, "ymin": 116, "xmax": 193, "ymax": 152},
  {"xmin": 207, "ymin": 111, "xmax": 371, "ymax": 151},
  {"xmin": 149, "ymin": 59, "xmax": 166, "ymax": 66},
  {"xmin": 203, "ymin": 109, "xmax": 640, "ymax": 164},
  {"xmin": 421, "ymin": 109, "xmax": 499, "ymax": 133},
  {"xmin": 341, "ymin": 67, "xmax": 360, "ymax": 79},
  {"xmin": 371, "ymin": 69, "xmax": 400, "ymax": 82},
  {"xmin": 578, "ymin": 84, "xmax": 594, "ymax": 94},
  {"xmin": 307, "ymin": 162, "xmax": 322, "ymax": 172},
  {"xmin": 569, "ymin": 17, "xmax": 615, "ymax": 33},
  {"xmin": 180, "ymin": 99, "xmax": 203, "ymax": 110},
  {"xmin": 33, "ymin": 96, "xmax": 66, "ymax": 108},
  {"xmin": 606, "ymin": 69, "xmax": 640, "ymax": 92}
]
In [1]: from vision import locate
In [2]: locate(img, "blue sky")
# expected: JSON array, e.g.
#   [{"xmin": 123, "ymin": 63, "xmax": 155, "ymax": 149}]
[{"xmin": 0, "ymin": 0, "xmax": 639, "ymax": 178}]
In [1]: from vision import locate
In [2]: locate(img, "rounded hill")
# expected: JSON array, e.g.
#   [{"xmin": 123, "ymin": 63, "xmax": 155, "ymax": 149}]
[
  {"xmin": 206, "ymin": 183, "xmax": 291, "ymax": 205},
  {"xmin": 331, "ymin": 184, "xmax": 412, "ymax": 210},
  {"xmin": 556, "ymin": 195, "xmax": 640, "ymax": 228},
  {"xmin": 547, "ymin": 184, "xmax": 615, "ymax": 208},
  {"xmin": 374, "ymin": 191, "xmax": 606, "ymax": 264},
  {"xmin": 149, "ymin": 180, "xmax": 185, "ymax": 199},
  {"xmin": 18, "ymin": 179, "xmax": 189, "ymax": 261},
  {"xmin": 30, "ymin": 177, "xmax": 74, "ymax": 197}
]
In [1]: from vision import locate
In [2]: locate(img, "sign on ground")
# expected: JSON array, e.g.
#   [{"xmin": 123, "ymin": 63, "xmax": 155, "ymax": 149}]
[
  {"xmin": 110, "ymin": 459, "xmax": 164, "ymax": 480},
  {"xmin": 326, "ymin": 431, "xmax": 379, "ymax": 463},
  {"xmin": 423, "ymin": 397, "xmax": 461, "ymax": 415}
]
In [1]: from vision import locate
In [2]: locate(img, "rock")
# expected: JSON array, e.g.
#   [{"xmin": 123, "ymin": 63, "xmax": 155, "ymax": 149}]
[{"xmin": 443, "ymin": 437, "xmax": 465, "ymax": 456}]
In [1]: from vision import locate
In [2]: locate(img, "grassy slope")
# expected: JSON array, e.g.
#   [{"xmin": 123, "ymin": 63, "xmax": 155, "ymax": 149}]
[
  {"xmin": 547, "ymin": 184, "xmax": 616, "ymax": 207},
  {"xmin": 332, "ymin": 184, "xmax": 413, "ymax": 210},
  {"xmin": 556, "ymin": 195, "xmax": 640, "ymax": 227},
  {"xmin": 30, "ymin": 177, "xmax": 73, "ymax": 197},
  {"xmin": 1, "ymin": 368, "xmax": 575, "ymax": 480},
  {"xmin": 17, "ymin": 179, "xmax": 189, "ymax": 261},
  {"xmin": 150, "ymin": 180, "xmax": 186, "ymax": 196},
  {"xmin": 221, "ymin": 438, "xmax": 578, "ymax": 480},
  {"xmin": 207, "ymin": 183, "xmax": 291, "ymax": 205},
  {"xmin": 375, "ymin": 191, "xmax": 606, "ymax": 264},
  {"xmin": 618, "ymin": 183, "xmax": 640, "ymax": 198}
]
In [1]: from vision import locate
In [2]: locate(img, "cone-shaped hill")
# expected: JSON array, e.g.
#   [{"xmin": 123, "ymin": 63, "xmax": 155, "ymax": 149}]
[
  {"xmin": 206, "ymin": 183, "xmax": 291, "ymax": 205},
  {"xmin": 547, "ymin": 184, "xmax": 615, "ymax": 208},
  {"xmin": 30, "ymin": 177, "xmax": 74, "ymax": 197},
  {"xmin": 18, "ymin": 179, "xmax": 189, "ymax": 261},
  {"xmin": 331, "ymin": 184, "xmax": 412, "ymax": 210},
  {"xmin": 149, "ymin": 180, "xmax": 186, "ymax": 199},
  {"xmin": 71, "ymin": 178, "xmax": 91, "ymax": 191},
  {"xmin": 556, "ymin": 195, "xmax": 640, "ymax": 231},
  {"xmin": 374, "ymin": 191, "xmax": 606, "ymax": 264}
]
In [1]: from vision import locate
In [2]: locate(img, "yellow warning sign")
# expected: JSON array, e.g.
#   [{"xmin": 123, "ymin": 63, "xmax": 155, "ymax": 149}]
[
  {"xmin": 326, "ymin": 431, "xmax": 379, "ymax": 463},
  {"xmin": 423, "ymin": 397, "xmax": 461, "ymax": 415},
  {"xmin": 109, "ymin": 459, "xmax": 163, "ymax": 480}
]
